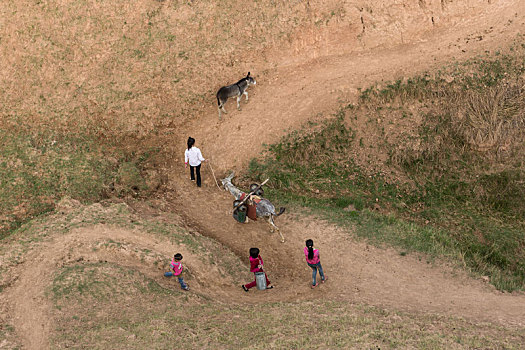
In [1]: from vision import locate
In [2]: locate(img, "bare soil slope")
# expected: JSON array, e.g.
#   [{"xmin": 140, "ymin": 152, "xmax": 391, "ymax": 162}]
[
  {"xmin": 179, "ymin": 0, "xmax": 525, "ymax": 172},
  {"xmin": 166, "ymin": 0, "xmax": 525, "ymax": 329},
  {"xmin": 1, "ymin": 0, "xmax": 525, "ymax": 348}
]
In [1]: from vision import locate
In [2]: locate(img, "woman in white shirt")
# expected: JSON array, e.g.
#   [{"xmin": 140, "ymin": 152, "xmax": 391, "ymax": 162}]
[{"xmin": 184, "ymin": 137, "xmax": 206, "ymax": 187}]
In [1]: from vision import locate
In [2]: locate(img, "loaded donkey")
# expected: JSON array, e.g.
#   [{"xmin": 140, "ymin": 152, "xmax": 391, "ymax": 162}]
[{"xmin": 221, "ymin": 172, "xmax": 285, "ymax": 243}]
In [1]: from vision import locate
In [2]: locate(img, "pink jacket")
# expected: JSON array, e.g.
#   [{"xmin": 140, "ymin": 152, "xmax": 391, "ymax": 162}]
[
  {"xmin": 170, "ymin": 259, "xmax": 183, "ymax": 276},
  {"xmin": 304, "ymin": 247, "xmax": 320, "ymax": 265},
  {"xmin": 249, "ymin": 255, "xmax": 264, "ymax": 273}
]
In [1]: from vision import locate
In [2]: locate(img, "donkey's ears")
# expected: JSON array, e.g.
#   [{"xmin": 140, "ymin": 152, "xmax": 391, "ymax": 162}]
[{"xmin": 247, "ymin": 72, "xmax": 251, "ymax": 76}]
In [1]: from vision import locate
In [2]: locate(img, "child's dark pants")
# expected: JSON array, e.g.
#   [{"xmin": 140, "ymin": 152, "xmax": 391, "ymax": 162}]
[{"xmin": 190, "ymin": 164, "xmax": 202, "ymax": 187}]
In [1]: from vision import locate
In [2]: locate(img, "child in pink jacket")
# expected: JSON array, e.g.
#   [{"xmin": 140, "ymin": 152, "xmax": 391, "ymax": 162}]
[
  {"xmin": 170, "ymin": 253, "xmax": 189, "ymax": 291},
  {"xmin": 242, "ymin": 247, "xmax": 274, "ymax": 292},
  {"xmin": 304, "ymin": 239, "xmax": 326, "ymax": 288}
]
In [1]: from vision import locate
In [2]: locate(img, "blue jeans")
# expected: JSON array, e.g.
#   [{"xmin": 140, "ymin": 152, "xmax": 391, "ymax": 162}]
[
  {"xmin": 307, "ymin": 262, "xmax": 325, "ymax": 285},
  {"xmin": 177, "ymin": 277, "xmax": 188, "ymax": 289}
]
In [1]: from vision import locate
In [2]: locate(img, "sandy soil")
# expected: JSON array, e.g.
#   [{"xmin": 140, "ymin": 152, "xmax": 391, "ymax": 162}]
[{"xmin": 1, "ymin": 0, "xmax": 525, "ymax": 348}]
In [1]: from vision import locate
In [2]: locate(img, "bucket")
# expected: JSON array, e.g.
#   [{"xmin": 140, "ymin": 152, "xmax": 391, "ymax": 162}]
[
  {"xmin": 255, "ymin": 272, "xmax": 267, "ymax": 290},
  {"xmin": 164, "ymin": 271, "xmax": 173, "ymax": 277}
]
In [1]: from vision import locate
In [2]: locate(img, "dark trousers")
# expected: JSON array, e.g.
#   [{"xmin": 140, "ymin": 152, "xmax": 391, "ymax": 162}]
[{"xmin": 190, "ymin": 164, "xmax": 201, "ymax": 187}]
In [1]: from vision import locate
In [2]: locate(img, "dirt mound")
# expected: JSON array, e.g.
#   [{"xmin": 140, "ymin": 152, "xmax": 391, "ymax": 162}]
[{"xmin": 0, "ymin": 202, "xmax": 245, "ymax": 348}]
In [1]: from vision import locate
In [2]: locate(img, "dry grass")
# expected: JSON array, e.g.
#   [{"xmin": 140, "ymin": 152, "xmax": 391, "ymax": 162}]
[
  {"xmin": 0, "ymin": 0, "xmax": 341, "ymax": 140},
  {"xmin": 49, "ymin": 263, "xmax": 525, "ymax": 349},
  {"xmin": 392, "ymin": 78, "xmax": 525, "ymax": 167},
  {"xmin": 0, "ymin": 0, "xmax": 355, "ymax": 237},
  {"xmin": 460, "ymin": 83, "xmax": 525, "ymax": 154}
]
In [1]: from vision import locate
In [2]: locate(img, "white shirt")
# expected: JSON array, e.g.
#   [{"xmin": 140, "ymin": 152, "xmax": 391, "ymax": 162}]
[{"xmin": 185, "ymin": 147, "xmax": 205, "ymax": 166}]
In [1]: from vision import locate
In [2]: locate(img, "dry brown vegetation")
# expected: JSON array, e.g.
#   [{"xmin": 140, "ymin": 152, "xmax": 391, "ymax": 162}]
[
  {"xmin": 1, "ymin": 0, "xmax": 525, "ymax": 348},
  {"xmin": 0, "ymin": 0, "xmax": 376, "ymax": 233}
]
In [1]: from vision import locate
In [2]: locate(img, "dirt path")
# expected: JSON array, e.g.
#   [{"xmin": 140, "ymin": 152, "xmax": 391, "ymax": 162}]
[
  {"xmin": 166, "ymin": 0, "xmax": 525, "ymax": 325},
  {"xmin": 2, "ymin": 0, "xmax": 525, "ymax": 348},
  {"xmin": 4, "ymin": 202, "xmax": 524, "ymax": 349},
  {"xmin": 177, "ymin": 0, "xmax": 524, "ymax": 172},
  {"xmin": 3, "ymin": 222, "xmax": 247, "ymax": 349},
  {"xmin": 168, "ymin": 177, "xmax": 525, "ymax": 326}
]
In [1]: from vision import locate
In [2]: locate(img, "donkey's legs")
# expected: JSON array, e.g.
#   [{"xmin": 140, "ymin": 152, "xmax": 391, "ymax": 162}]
[
  {"xmin": 266, "ymin": 216, "xmax": 285, "ymax": 243},
  {"xmin": 225, "ymin": 183, "xmax": 243, "ymax": 200},
  {"xmin": 218, "ymin": 100, "xmax": 228, "ymax": 119},
  {"xmin": 266, "ymin": 216, "xmax": 275, "ymax": 233},
  {"xmin": 219, "ymin": 100, "xmax": 228, "ymax": 113},
  {"xmin": 244, "ymin": 91, "xmax": 249, "ymax": 101},
  {"xmin": 236, "ymin": 95, "xmax": 241, "ymax": 110},
  {"xmin": 276, "ymin": 228, "xmax": 285, "ymax": 243}
]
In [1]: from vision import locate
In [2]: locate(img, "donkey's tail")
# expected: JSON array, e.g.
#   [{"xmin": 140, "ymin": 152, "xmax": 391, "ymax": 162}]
[{"xmin": 275, "ymin": 207, "xmax": 285, "ymax": 217}]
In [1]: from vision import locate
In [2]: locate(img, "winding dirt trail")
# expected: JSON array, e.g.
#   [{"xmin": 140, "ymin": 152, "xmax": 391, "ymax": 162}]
[
  {"xmin": 168, "ymin": 180, "xmax": 525, "ymax": 327},
  {"xmin": 180, "ymin": 0, "xmax": 525, "ymax": 173},
  {"xmin": 2, "ymin": 0, "xmax": 525, "ymax": 348},
  {"xmin": 4, "ymin": 203, "xmax": 525, "ymax": 349},
  {"xmin": 166, "ymin": 0, "xmax": 525, "ymax": 326}
]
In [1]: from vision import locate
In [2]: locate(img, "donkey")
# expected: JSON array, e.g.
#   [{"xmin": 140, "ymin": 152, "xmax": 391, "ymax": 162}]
[
  {"xmin": 216, "ymin": 72, "xmax": 256, "ymax": 119},
  {"xmin": 221, "ymin": 172, "xmax": 286, "ymax": 243}
]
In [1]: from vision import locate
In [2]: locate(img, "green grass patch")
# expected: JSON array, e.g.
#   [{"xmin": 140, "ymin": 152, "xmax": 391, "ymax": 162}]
[
  {"xmin": 247, "ymin": 46, "xmax": 525, "ymax": 291},
  {"xmin": 0, "ymin": 124, "xmax": 157, "ymax": 239},
  {"xmin": 51, "ymin": 263, "xmax": 174, "ymax": 301},
  {"xmin": 0, "ymin": 128, "xmax": 111, "ymax": 236}
]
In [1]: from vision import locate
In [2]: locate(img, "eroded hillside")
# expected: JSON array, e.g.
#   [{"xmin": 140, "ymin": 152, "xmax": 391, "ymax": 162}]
[{"xmin": 1, "ymin": 0, "xmax": 524, "ymax": 348}]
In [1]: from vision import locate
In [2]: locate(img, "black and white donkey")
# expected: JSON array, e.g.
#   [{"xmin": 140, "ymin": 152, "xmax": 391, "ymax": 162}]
[
  {"xmin": 221, "ymin": 172, "xmax": 286, "ymax": 243},
  {"xmin": 216, "ymin": 72, "xmax": 256, "ymax": 119}
]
